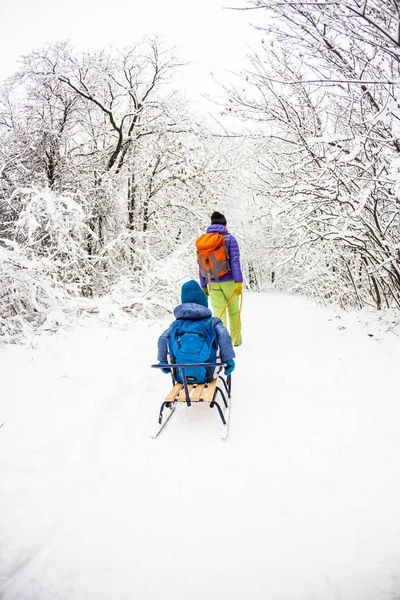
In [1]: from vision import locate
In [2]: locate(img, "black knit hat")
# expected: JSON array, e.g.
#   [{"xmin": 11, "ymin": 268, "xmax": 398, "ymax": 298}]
[{"xmin": 211, "ymin": 211, "xmax": 227, "ymax": 225}]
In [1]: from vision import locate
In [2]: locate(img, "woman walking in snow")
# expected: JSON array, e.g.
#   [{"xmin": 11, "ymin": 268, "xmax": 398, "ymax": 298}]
[{"xmin": 198, "ymin": 212, "xmax": 243, "ymax": 347}]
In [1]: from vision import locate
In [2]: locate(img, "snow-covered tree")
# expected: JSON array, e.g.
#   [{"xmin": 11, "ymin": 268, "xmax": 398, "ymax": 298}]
[{"xmin": 223, "ymin": 0, "xmax": 400, "ymax": 307}]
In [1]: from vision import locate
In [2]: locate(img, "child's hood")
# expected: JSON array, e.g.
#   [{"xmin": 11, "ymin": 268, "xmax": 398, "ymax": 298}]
[{"xmin": 173, "ymin": 303, "xmax": 212, "ymax": 320}]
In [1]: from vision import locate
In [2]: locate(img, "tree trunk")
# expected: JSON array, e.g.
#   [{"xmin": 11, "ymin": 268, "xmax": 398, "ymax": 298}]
[{"xmin": 127, "ymin": 173, "xmax": 136, "ymax": 232}]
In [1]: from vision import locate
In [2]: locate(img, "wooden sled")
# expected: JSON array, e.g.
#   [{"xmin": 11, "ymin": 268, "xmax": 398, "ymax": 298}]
[{"xmin": 151, "ymin": 362, "xmax": 231, "ymax": 438}]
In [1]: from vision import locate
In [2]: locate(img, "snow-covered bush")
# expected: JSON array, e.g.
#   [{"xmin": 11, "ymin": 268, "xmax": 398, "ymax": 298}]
[
  {"xmin": 0, "ymin": 244, "xmax": 67, "ymax": 343},
  {"xmin": 106, "ymin": 235, "xmax": 199, "ymax": 320},
  {"xmin": 13, "ymin": 188, "xmax": 91, "ymax": 290}
]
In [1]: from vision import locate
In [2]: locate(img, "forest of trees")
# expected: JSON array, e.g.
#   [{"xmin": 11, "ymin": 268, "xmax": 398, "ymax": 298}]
[{"xmin": 1, "ymin": 0, "xmax": 400, "ymax": 341}]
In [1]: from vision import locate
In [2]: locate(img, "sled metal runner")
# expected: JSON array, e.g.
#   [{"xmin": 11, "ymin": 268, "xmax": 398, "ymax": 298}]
[{"xmin": 151, "ymin": 362, "xmax": 231, "ymax": 438}]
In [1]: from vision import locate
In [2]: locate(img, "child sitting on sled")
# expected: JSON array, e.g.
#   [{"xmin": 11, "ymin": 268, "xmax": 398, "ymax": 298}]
[{"xmin": 157, "ymin": 280, "xmax": 235, "ymax": 383}]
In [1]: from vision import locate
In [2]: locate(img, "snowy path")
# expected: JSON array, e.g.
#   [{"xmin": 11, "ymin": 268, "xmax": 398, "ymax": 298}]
[{"xmin": 1, "ymin": 293, "xmax": 400, "ymax": 600}]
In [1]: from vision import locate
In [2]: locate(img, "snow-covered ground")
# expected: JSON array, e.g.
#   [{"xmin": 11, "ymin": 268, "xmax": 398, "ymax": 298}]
[{"xmin": 1, "ymin": 292, "xmax": 400, "ymax": 600}]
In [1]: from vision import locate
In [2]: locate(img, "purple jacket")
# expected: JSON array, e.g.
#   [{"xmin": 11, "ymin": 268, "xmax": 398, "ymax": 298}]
[{"xmin": 199, "ymin": 224, "xmax": 243, "ymax": 288}]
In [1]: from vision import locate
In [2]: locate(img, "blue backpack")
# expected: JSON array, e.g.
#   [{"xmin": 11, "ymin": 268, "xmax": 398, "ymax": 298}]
[{"xmin": 168, "ymin": 317, "xmax": 218, "ymax": 384}]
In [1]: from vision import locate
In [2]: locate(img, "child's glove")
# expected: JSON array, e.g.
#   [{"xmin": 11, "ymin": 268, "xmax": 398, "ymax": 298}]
[
  {"xmin": 202, "ymin": 286, "xmax": 209, "ymax": 296},
  {"xmin": 159, "ymin": 361, "xmax": 171, "ymax": 374},
  {"xmin": 235, "ymin": 282, "xmax": 243, "ymax": 296},
  {"xmin": 224, "ymin": 359, "xmax": 235, "ymax": 376}
]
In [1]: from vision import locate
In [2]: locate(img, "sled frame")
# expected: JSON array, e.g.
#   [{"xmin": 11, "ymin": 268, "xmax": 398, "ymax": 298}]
[{"xmin": 151, "ymin": 362, "xmax": 231, "ymax": 426}]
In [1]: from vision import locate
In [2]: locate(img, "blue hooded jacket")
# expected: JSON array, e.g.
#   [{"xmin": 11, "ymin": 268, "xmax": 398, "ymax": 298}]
[
  {"xmin": 199, "ymin": 224, "xmax": 243, "ymax": 288},
  {"xmin": 157, "ymin": 280, "xmax": 235, "ymax": 363}
]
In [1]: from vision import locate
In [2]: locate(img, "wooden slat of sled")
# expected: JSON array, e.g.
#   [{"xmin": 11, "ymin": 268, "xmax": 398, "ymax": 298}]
[
  {"xmin": 178, "ymin": 385, "xmax": 194, "ymax": 402},
  {"xmin": 165, "ymin": 383, "xmax": 183, "ymax": 402},
  {"xmin": 203, "ymin": 378, "xmax": 218, "ymax": 403},
  {"xmin": 191, "ymin": 384, "xmax": 205, "ymax": 402}
]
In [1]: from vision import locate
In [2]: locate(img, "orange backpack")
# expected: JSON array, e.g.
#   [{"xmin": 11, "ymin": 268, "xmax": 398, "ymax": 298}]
[{"xmin": 196, "ymin": 232, "xmax": 230, "ymax": 284}]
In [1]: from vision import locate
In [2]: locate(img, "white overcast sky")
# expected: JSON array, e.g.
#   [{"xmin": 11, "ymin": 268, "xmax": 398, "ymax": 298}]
[{"xmin": 0, "ymin": 0, "xmax": 259, "ymax": 109}]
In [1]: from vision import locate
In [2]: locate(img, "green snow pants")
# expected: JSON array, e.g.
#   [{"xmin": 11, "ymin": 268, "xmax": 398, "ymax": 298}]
[{"xmin": 209, "ymin": 280, "xmax": 242, "ymax": 346}]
